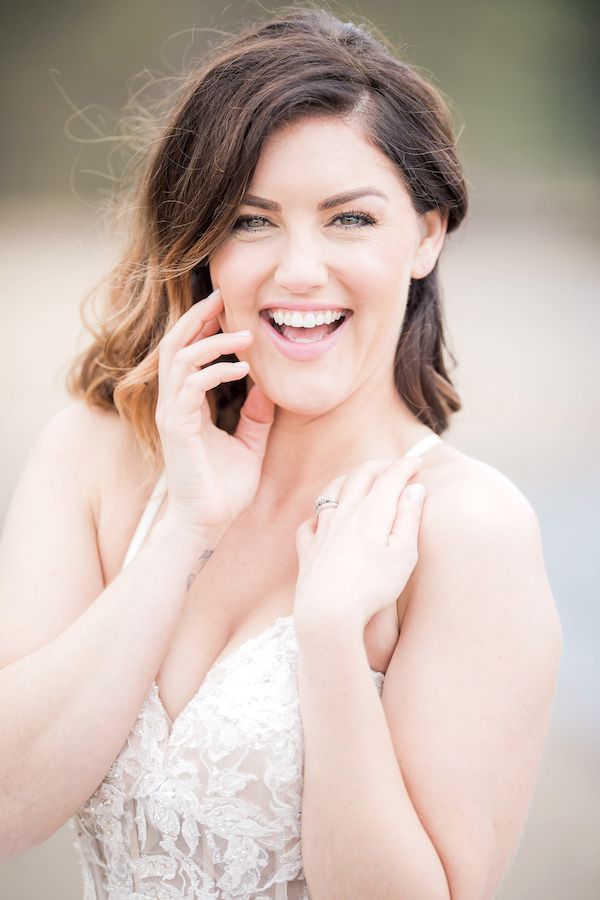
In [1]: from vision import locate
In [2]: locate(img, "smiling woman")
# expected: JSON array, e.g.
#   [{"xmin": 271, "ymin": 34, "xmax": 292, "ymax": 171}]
[
  {"xmin": 0, "ymin": 5, "xmax": 561, "ymax": 900},
  {"xmin": 207, "ymin": 115, "xmax": 449, "ymax": 398},
  {"xmin": 62, "ymin": 7, "xmax": 465, "ymax": 452}
]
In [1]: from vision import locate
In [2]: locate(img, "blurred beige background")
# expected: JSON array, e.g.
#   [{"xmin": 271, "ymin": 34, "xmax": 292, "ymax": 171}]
[{"xmin": 1, "ymin": 1, "xmax": 598, "ymax": 898}]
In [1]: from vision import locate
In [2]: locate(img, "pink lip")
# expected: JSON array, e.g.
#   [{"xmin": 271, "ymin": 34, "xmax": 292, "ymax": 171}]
[
  {"xmin": 259, "ymin": 311, "xmax": 352, "ymax": 361},
  {"xmin": 260, "ymin": 301, "xmax": 351, "ymax": 312}
]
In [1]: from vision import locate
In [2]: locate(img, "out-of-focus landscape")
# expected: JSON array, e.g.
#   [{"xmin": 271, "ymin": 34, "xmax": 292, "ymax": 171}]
[{"xmin": 0, "ymin": 1, "xmax": 598, "ymax": 898}]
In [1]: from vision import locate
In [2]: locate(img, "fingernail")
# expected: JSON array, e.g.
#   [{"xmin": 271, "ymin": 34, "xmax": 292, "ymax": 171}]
[
  {"xmin": 406, "ymin": 483, "xmax": 426, "ymax": 504},
  {"xmin": 204, "ymin": 287, "xmax": 221, "ymax": 300}
]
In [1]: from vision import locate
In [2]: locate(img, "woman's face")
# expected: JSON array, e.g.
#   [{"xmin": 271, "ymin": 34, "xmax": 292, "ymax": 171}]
[{"xmin": 209, "ymin": 115, "xmax": 446, "ymax": 415}]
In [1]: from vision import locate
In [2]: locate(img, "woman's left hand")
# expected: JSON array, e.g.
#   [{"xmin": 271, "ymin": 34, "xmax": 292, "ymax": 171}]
[{"xmin": 293, "ymin": 456, "xmax": 426, "ymax": 637}]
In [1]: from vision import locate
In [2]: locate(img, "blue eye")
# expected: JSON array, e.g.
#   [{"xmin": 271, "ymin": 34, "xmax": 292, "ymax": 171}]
[
  {"xmin": 231, "ymin": 210, "xmax": 377, "ymax": 233},
  {"xmin": 232, "ymin": 214, "xmax": 270, "ymax": 232},
  {"xmin": 333, "ymin": 211, "xmax": 376, "ymax": 228}
]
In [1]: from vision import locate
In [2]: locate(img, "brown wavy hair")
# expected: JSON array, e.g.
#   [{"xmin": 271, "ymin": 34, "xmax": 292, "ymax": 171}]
[{"xmin": 66, "ymin": 4, "xmax": 468, "ymax": 477}]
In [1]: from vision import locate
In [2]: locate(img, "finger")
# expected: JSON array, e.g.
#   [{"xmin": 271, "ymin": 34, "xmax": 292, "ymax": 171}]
[
  {"xmin": 162, "ymin": 330, "xmax": 253, "ymax": 411},
  {"xmin": 336, "ymin": 456, "xmax": 421, "ymax": 513},
  {"xmin": 313, "ymin": 473, "xmax": 346, "ymax": 526},
  {"xmin": 174, "ymin": 361, "xmax": 250, "ymax": 419},
  {"xmin": 198, "ymin": 316, "xmax": 222, "ymax": 339},
  {"xmin": 335, "ymin": 457, "xmax": 395, "ymax": 507},
  {"xmin": 235, "ymin": 382, "xmax": 276, "ymax": 455},
  {"xmin": 158, "ymin": 288, "xmax": 223, "ymax": 392},
  {"xmin": 389, "ymin": 481, "xmax": 426, "ymax": 547},
  {"xmin": 166, "ymin": 288, "xmax": 223, "ymax": 351},
  {"xmin": 178, "ymin": 329, "xmax": 254, "ymax": 370},
  {"xmin": 313, "ymin": 458, "xmax": 402, "ymax": 527},
  {"xmin": 362, "ymin": 457, "xmax": 424, "ymax": 533},
  {"xmin": 313, "ymin": 455, "xmax": 416, "ymax": 527}
]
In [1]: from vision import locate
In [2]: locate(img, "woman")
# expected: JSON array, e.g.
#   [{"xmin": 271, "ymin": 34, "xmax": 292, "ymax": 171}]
[{"xmin": 0, "ymin": 7, "xmax": 561, "ymax": 900}]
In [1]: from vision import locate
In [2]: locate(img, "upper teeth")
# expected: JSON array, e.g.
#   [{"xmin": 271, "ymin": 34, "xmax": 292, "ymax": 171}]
[{"xmin": 267, "ymin": 309, "xmax": 346, "ymax": 328}]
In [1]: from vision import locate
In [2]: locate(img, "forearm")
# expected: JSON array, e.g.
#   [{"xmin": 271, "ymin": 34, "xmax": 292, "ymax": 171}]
[
  {"xmin": 296, "ymin": 621, "xmax": 450, "ymax": 900},
  {"xmin": 0, "ymin": 514, "xmax": 223, "ymax": 858}
]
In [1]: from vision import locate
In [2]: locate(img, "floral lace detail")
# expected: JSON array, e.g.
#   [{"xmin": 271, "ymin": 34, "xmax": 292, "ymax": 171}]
[{"xmin": 71, "ymin": 617, "xmax": 385, "ymax": 899}]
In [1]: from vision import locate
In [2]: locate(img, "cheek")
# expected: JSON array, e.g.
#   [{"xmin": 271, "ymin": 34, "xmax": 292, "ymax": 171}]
[
  {"xmin": 343, "ymin": 237, "xmax": 410, "ymax": 296},
  {"xmin": 209, "ymin": 244, "xmax": 267, "ymax": 325},
  {"xmin": 210, "ymin": 242, "xmax": 268, "ymax": 289}
]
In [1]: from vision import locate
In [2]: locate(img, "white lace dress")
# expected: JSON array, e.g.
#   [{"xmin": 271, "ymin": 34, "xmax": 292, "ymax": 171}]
[{"xmin": 69, "ymin": 434, "xmax": 442, "ymax": 899}]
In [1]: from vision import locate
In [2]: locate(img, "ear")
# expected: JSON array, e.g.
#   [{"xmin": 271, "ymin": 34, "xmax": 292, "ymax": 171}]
[{"xmin": 411, "ymin": 208, "xmax": 449, "ymax": 280}]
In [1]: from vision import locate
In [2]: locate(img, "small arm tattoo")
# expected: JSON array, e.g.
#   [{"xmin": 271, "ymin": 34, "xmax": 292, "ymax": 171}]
[{"xmin": 186, "ymin": 549, "xmax": 214, "ymax": 591}]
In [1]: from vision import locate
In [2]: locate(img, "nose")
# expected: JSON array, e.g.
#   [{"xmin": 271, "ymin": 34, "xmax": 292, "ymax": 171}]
[{"xmin": 273, "ymin": 231, "xmax": 328, "ymax": 294}]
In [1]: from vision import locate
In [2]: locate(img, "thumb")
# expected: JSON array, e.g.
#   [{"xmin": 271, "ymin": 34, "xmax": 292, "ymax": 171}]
[{"xmin": 235, "ymin": 382, "xmax": 275, "ymax": 455}]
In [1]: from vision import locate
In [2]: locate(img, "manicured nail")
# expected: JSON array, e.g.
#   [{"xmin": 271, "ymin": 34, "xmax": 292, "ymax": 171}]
[{"xmin": 406, "ymin": 483, "xmax": 426, "ymax": 504}]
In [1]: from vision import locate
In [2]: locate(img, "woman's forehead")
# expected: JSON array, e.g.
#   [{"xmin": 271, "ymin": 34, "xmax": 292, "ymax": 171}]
[{"xmin": 247, "ymin": 117, "xmax": 409, "ymax": 203}]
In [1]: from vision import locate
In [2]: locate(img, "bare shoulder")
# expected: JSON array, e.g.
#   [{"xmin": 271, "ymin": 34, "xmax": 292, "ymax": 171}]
[
  {"xmin": 43, "ymin": 399, "xmax": 142, "ymax": 526},
  {"xmin": 45, "ymin": 397, "xmax": 125, "ymax": 449},
  {"xmin": 420, "ymin": 445, "xmax": 540, "ymax": 534},
  {"xmin": 409, "ymin": 442, "xmax": 561, "ymax": 635},
  {"xmin": 48, "ymin": 397, "xmax": 124, "ymax": 446}
]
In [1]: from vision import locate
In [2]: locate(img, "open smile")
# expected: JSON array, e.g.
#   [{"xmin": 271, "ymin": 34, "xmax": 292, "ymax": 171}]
[{"xmin": 258, "ymin": 309, "xmax": 353, "ymax": 361}]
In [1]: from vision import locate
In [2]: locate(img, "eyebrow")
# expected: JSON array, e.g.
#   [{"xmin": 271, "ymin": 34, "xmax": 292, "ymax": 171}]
[{"xmin": 241, "ymin": 187, "xmax": 389, "ymax": 212}]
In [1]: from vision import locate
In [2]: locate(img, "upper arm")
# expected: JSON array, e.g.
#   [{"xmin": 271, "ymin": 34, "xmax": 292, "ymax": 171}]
[
  {"xmin": 381, "ymin": 463, "xmax": 562, "ymax": 900},
  {"xmin": 0, "ymin": 400, "xmax": 108, "ymax": 669}
]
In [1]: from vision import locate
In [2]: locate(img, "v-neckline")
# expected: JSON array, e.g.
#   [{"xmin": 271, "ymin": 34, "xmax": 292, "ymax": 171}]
[
  {"xmin": 151, "ymin": 614, "xmax": 384, "ymax": 735},
  {"xmin": 152, "ymin": 615, "xmax": 295, "ymax": 733},
  {"xmin": 141, "ymin": 431, "xmax": 442, "ymax": 735}
]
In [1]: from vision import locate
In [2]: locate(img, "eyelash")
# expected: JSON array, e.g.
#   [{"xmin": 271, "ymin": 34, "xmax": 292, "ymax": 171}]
[{"xmin": 232, "ymin": 209, "xmax": 377, "ymax": 233}]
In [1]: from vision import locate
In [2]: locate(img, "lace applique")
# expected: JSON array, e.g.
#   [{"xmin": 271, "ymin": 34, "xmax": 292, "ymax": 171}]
[{"xmin": 71, "ymin": 617, "xmax": 384, "ymax": 898}]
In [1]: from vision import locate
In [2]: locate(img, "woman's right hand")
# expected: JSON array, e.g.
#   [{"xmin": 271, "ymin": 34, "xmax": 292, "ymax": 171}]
[{"xmin": 155, "ymin": 287, "xmax": 275, "ymax": 537}]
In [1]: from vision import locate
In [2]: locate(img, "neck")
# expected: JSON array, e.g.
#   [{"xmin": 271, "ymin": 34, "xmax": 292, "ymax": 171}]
[{"xmin": 251, "ymin": 370, "xmax": 433, "ymax": 516}]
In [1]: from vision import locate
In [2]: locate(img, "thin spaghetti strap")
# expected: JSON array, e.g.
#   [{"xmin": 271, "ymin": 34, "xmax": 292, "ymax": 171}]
[
  {"xmin": 121, "ymin": 468, "xmax": 168, "ymax": 570},
  {"xmin": 403, "ymin": 433, "xmax": 443, "ymax": 458}
]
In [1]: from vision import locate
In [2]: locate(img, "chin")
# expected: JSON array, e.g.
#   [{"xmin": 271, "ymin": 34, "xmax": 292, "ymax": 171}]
[{"xmin": 260, "ymin": 376, "xmax": 344, "ymax": 417}]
